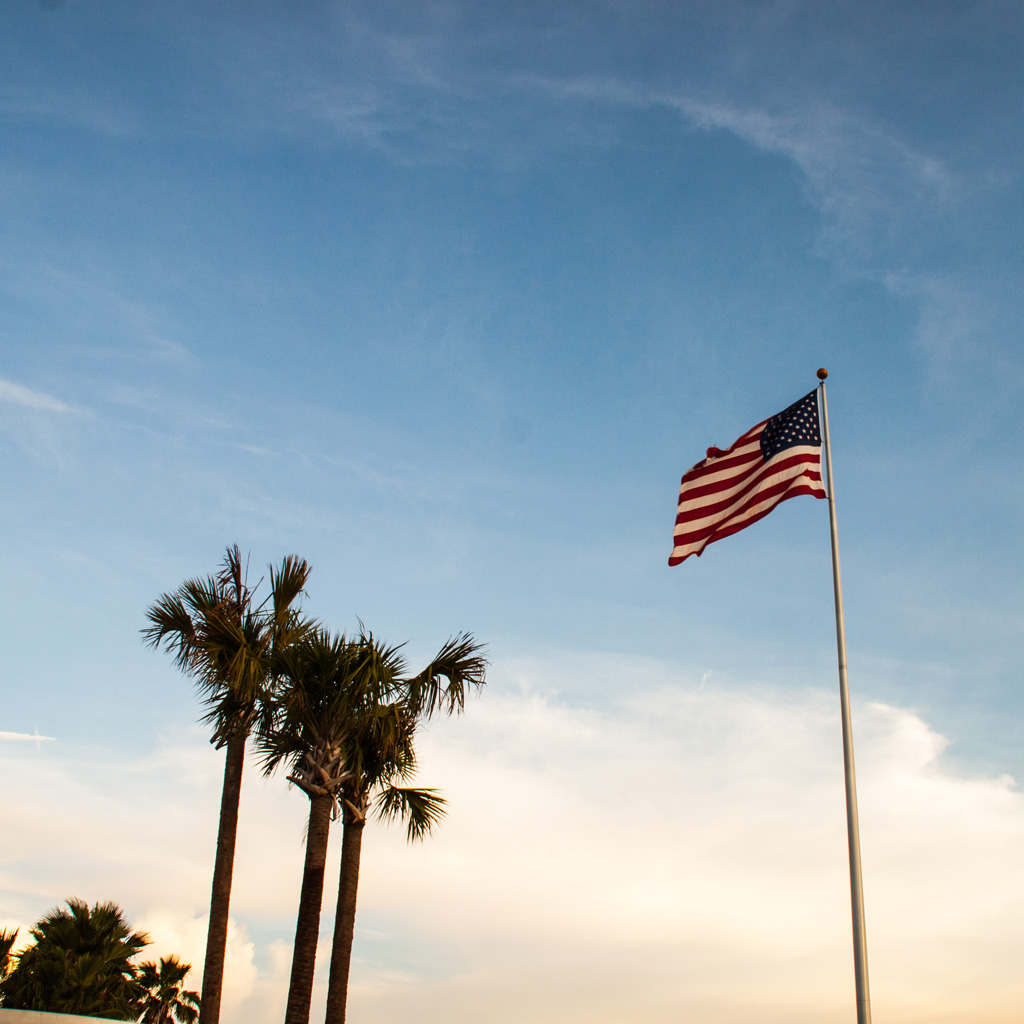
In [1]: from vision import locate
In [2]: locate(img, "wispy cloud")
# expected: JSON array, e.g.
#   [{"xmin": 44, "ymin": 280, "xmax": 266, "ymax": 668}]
[
  {"xmin": 520, "ymin": 73, "xmax": 954, "ymax": 271},
  {"xmin": 0, "ymin": 258, "xmax": 195, "ymax": 369},
  {"xmin": 0, "ymin": 729, "xmax": 55, "ymax": 743},
  {"xmin": 513, "ymin": 71, "xmax": 1022, "ymax": 406},
  {"xmin": 0, "ymin": 374, "xmax": 86, "ymax": 466},
  {"xmin": 0, "ymin": 83, "xmax": 140, "ymax": 137},
  {"xmin": 257, "ymin": 49, "xmax": 966, "ymax": 280},
  {"xmin": 888, "ymin": 270, "xmax": 1024, "ymax": 401},
  {"xmin": 0, "ymin": 378, "xmax": 75, "ymax": 414}
]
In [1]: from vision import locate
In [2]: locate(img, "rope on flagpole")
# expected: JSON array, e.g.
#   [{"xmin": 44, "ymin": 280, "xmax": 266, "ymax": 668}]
[{"xmin": 816, "ymin": 367, "xmax": 872, "ymax": 1024}]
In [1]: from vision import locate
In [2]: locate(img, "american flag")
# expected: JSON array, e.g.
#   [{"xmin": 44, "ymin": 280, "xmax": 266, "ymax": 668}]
[{"xmin": 669, "ymin": 390, "xmax": 827, "ymax": 566}]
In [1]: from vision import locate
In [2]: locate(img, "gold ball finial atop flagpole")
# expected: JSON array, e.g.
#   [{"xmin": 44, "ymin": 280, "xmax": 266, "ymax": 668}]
[{"xmin": 817, "ymin": 367, "xmax": 828, "ymax": 380}]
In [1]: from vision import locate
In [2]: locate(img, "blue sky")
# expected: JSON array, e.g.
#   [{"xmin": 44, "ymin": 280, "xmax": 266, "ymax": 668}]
[{"xmin": 2, "ymin": 2, "xmax": 1023, "ymax": 1021}]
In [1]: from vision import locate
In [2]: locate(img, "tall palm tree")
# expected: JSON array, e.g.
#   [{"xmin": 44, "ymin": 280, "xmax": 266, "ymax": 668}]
[
  {"xmin": 142, "ymin": 546, "xmax": 311, "ymax": 1024},
  {"xmin": 257, "ymin": 628, "xmax": 410, "ymax": 1024},
  {"xmin": 136, "ymin": 955, "xmax": 201, "ymax": 1024},
  {"xmin": 323, "ymin": 633, "xmax": 487, "ymax": 1024},
  {"xmin": 0, "ymin": 899, "xmax": 148, "ymax": 1019}
]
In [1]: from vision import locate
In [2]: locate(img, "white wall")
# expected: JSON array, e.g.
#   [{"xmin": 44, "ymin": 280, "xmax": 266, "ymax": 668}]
[{"xmin": 0, "ymin": 1011, "xmax": 119, "ymax": 1024}]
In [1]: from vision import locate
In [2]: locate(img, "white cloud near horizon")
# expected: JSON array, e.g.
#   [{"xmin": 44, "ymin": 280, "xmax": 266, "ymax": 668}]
[{"xmin": 1, "ymin": 658, "xmax": 1022, "ymax": 1023}]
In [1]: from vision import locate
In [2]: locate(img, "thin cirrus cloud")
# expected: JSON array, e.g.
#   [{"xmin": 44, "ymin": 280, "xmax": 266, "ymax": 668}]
[
  {"xmin": 2, "ymin": 656, "xmax": 1022, "ymax": 1024},
  {"xmin": 514, "ymin": 73, "xmax": 1022, "ymax": 403},
  {"xmin": 0, "ymin": 730, "xmax": 55, "ymax": 743},
  {"xmin": 0, "ymin": 82, "xmax": 139, "ymax": 137},
  {"xmin": 516, "ymin": 73, "xmax": 952, "ymax": 263},
  {"xmin": 0, "ymin": 378, "xmax": 75, "ymax": 414}
]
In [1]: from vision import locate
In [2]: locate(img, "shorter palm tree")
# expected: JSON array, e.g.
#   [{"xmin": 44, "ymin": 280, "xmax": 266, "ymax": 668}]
[
  {"xmin": 0, "ymin": 928, "xmax": 18, "ymax": 985},
  {"xmin": 323, "ymin": 705, "xmax": 446, "ymax": 1024},
  {"xmin": 0, "ymin": 899, "xmax": 148, "ymax": 1019},
  {"xmin": 136, "ymin": 955, "xmax": 201, "ymax": 1024},
  {"xmin": 323, "ymin": 632, "xmax": 487, "ymax": 1024}
]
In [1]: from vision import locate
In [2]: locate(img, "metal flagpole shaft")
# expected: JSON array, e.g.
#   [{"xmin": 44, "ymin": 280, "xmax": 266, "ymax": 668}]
[{"xmin": 816, "ymin": 368, "xmax": 872, "ymax": 1024}]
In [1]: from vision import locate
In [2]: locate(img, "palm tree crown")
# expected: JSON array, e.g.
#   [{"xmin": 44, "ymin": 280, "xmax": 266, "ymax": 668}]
[
  {"xmin": 0, "ymin": 899, "xmax": 148, "ymax": 1019},
  {"xmin": 137, "ymin": 955, "xmax": 201, "ymax": 1024},
  {"xmin": 259, "ymin": 629, "xmax": 410, "ymax": 806},
  {"xmin": 143, "ymin": 546, "xmax": 311, "ymax": 745}
]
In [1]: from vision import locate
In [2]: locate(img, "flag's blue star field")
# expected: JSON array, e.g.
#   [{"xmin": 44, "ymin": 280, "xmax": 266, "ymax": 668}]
[{"xmin": 760, "ymin": 391, "xmax": 822, "ymax": 461}]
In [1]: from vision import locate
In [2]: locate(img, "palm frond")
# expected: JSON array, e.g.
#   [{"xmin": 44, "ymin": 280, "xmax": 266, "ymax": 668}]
[
  {"xmin": 140, "ymin": 591, "xmax": 201, "ymax": 671},
  {"xmin": 268, "ymin": 555, "xmax": 312, "ymax": 628},
  {"xmin": 349, "ymin": 629, "xmax": 408, "ymax": 703},
  {"xmin": 375, "ymin": 786, "xmax": 447, "ymax": 841},
  {"xmin": 0, "ymin": 927, "xmax": 17, "ymax": 980},
  {"xmin": 216, "ymin": 543, "xmax": 248, "ymax": 603},
  {"xmin": 404, "ymin": 633, "xmax": 487, "ymax": 718}
]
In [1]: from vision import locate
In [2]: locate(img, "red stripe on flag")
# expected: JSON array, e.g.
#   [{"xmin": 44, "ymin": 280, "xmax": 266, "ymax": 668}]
[
  {"xmin": 677, "ymin": 425, "xmax": 765, "ymax": 483},
  {"xmin": 669, "ymin": 482, "xmax": 825, "ymax": 566},
  {"xmin": 679, "ymin": 445, "xmax": 762, "ymax": 485},
  {"xmin": 671, "ymin": 468, "xmax": 824, "ymax": 550},
  {"xmin": 674, "ymin": 449, "xmax": 820, "ymax": 523}
]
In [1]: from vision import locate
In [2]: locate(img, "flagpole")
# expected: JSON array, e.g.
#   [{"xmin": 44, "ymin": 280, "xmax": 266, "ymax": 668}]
[{"xmin": 816, "ymin": 367, "xmax": 872, "ymax": 1024}]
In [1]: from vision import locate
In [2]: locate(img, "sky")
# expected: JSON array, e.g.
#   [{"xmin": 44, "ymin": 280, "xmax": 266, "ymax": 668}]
[{"xmin": 1, "ymin": 1, "xmax": 1022, "ymax": 1021}]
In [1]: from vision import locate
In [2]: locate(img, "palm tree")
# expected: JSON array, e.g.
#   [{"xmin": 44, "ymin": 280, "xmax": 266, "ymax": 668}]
[
  {"xmin": 142, "ymin": 545, "xmax": 311, "ymax": 1024},
  {"xmin": 0, "ymin": 899, "xmax": 148, "ymax": 1019},
  {"xmin": 136, "ymin": 955, "xmax": 201, "ymax": 1024},
  {"xmin": 323, "ymin": 633, "xmax": 487, "ymax": 1024},
  {"xmin": 257, "ymin": 628, "xmax": 411, "ymax": 1024},
  {"xmin": 0, "ymin": 927, "xmax": 17, "ymax": 987},
  {"xmin": 323, "ymin": 708, "xmax": 444, "ymax": 1024}
]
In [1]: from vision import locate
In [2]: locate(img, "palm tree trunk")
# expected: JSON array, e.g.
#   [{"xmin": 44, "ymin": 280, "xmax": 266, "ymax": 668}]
[
  {"xmin": 284, "ymin": 794, "xmax": 334, "ymax": 1024},
  {"xmin": 324, "ymin": 818, "xmax": 365, "ymax": 1024},
  {"xmin": 199, "ymin": 731, "xmax": 245, "ymax": 1024}
]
